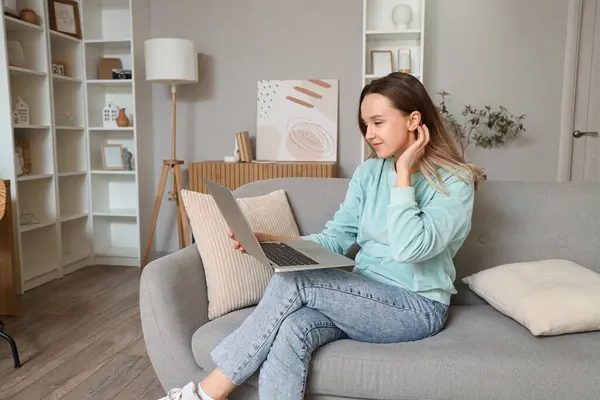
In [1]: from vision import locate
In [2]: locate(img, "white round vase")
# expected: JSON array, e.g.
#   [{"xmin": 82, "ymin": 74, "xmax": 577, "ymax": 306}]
[{"xmin": 392, "ymin": 4, "xmax": 413, "ymax": 31}]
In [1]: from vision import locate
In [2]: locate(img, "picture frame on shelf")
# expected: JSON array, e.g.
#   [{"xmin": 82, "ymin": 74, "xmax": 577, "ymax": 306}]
[
  {"xmin": 371, "ymin": 50, "xmax": 393, "ymax": 76},
  {"xmin": 49, "ymin": 0, "xmax": 82, "ymax": 39},
  {"xmin": 99, "ymin": 58, "xmax": 122, "ymax": 80},
  {"xmin": 101, "ymin": 144, "xmax": 125, "ymax": 170}
]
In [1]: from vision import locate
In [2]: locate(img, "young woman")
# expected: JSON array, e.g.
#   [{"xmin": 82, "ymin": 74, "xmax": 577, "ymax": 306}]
[{"xmin": 161, "ymin": 72, "xmax": 485, "ymax": 400}]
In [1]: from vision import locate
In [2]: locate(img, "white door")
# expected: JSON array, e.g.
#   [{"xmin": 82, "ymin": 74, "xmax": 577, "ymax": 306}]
[{"xmin": 570, "ymin": 0, "xmax": 600, "ymax": 181}]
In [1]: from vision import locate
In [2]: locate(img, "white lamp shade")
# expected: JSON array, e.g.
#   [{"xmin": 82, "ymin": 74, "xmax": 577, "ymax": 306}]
[{"xmin": 145, "ymin": 38, "xmax": 198, "ymax": 84}]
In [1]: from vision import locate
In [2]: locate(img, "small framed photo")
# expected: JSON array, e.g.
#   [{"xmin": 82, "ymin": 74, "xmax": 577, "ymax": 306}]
[
  {"xmin": 101, "ymin": 144, "xmax": 124, "ymax": 170},
  {"xmin": 371, "ymin": 50, "xmax": 393, "ymax": 77},
  {"xmin": 49, "ymin": 0, "xmax": 82, "ymax": 39}
]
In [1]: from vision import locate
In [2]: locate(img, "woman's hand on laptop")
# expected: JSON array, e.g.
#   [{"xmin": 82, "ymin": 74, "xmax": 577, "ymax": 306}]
[
  {"xmin": 229, "ymin": 231, "xmax": 267, "ymax": 253},
  {"xmin": 229, "ymin": 231, "xmax": 300, "ymax": 253},
  {"xmin": 229, "ymin": 232, "xmax": 247, "ymax": 253}
]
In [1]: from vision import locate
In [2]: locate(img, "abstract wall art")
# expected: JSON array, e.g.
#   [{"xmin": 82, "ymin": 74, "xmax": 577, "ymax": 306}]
[{"xmin": 256, "ymin": 78, "xmax": 339, "ymax": 162}]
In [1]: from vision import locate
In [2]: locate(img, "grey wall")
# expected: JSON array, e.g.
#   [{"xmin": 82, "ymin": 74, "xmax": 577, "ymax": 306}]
[
  {"xmin": 149, "ymin": 0, "xmax": 570, "ymax": 253},
  {"xmin": 149, "ymin": 0, "xmax": 363, "ymax": 252},
  {"xmin": 424, "ymin": 0, "xmax": 569, "ymax": 181}
]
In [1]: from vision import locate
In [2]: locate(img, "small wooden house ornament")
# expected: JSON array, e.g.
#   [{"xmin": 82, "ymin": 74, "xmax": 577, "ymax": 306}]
[
  {"xmin": 103, "ymin": 102, "xmax": 119, "ymax": 128},
  {"xmin": 14, "ymin": 97, "xmax": 29, "ymax": 126}
]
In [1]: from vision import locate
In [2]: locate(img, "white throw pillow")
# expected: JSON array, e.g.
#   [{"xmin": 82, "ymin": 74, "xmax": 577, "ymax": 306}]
[
  {"xmin": 181, "ymin": 188, "xmax": 300, "ymax": 320},
  {"xmin": 462, "ymin": 259, "xmax": 600, "ymax": 336}
]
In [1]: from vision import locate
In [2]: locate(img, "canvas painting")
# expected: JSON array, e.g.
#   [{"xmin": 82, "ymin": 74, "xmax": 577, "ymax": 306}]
[{"xmin": 256, "ymin": 79, "xmax": 339, "ymax": 162}]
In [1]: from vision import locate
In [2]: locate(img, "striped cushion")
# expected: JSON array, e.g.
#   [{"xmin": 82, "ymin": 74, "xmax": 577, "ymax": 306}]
[{"xmin": 181, "ymin": 188, "xmax": 300, "ymax": 320}]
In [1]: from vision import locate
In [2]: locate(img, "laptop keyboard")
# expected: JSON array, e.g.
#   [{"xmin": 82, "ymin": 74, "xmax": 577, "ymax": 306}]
[{"xmin": 260, "ymin": 242, "xmax": 319, "ymax": 266}]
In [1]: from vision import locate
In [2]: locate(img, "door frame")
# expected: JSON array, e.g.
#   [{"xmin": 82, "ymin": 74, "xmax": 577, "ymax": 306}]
[{"xmin": 557, "ymin": 0, "xmax": 584, "ymax": 182}]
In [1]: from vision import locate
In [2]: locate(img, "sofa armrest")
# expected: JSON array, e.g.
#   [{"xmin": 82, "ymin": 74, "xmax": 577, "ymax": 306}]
[{"xmin": 140, "ymin": 245, "xmax": 208, "ymax": 391}]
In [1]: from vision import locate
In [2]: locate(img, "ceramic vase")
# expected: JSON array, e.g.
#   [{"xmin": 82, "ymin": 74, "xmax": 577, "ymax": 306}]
[
  {"xmin": 116, "ymin": 108, "xmax": 129, "ymax": 127},
  {"xmin": 392, "ymin": 4, "xmax": 413, "ymax": 31}
]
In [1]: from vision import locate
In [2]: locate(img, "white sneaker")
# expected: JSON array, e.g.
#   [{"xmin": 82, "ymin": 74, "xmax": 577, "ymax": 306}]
[{"xmin": 159, "ymin": 382, "xmax": 201, "ymax": 400}]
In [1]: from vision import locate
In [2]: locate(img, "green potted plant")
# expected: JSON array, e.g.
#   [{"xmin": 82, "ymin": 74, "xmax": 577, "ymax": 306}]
[{"xmin": 436, "ymin": 91, "xmax": 527, "ymax": 159}]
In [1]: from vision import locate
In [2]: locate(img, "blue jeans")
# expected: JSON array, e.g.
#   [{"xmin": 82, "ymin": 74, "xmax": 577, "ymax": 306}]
[{"xmin": 210, "ymin": 268, "xmax": 448, "ymax": 399}]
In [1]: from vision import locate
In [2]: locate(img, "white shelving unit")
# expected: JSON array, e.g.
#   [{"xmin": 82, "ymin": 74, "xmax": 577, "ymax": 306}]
[
  {"xmin": 0, "ymin": 0, "xmax": 152, "ymax": 292},
  {"xmin": 361, "ymin": 0, "xmax": 426, "ymax": 162}
]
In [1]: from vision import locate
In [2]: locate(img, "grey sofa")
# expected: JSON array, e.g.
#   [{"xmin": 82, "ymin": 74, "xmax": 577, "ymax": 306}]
[{"xmin": 140, "ymin": 177, "xmax": 600, "ymax": 400}]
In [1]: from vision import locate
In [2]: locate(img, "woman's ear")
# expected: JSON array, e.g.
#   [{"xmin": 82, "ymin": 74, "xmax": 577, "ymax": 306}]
[{"xmin": 407, "ymin": 111, "xmax": 422, "ymax": 131}]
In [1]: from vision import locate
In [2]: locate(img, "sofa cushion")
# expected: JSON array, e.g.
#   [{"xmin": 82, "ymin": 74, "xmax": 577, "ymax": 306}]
[
  {"xmin": 181, "ymin": 188, "xmax": 300, "ymax": 320},
  {"xmin": 462, "ymin": 259, "xmax": 600, "ymax": 336},
  {"xmin": 192, "ymin": 305, "xmax": 600, "ymax": 399}
]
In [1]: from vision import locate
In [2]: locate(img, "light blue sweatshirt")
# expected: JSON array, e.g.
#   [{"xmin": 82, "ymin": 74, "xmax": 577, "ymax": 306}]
[{"xmin": 301, "ymin": 157, "xmax": 475, "ymax": 306}]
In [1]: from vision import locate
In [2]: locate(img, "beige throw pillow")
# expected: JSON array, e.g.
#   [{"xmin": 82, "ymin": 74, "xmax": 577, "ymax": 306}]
[
  {"xmin": 181, "ymin": 188, "xmax": 300, "ymax": 320},
  {"xmin": 462, "ymin": 259, "xmax": 600, "ymax": 336}
]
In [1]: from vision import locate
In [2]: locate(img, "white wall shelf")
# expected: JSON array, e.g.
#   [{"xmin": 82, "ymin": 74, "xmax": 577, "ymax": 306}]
[
  {"xmin": 4, "ymin": 15, "xmax": 43, "ymax": 32},
  {"xmin": 0, "ymin": 0, "xmax": 153, "ymax": 292},
  {"xmin": 361, "ymin": 0, "xmax": 426, "ymax": 162},
  {"xmin": 9, "ymin": 65, "xmax": 47, "ymax": 76}
]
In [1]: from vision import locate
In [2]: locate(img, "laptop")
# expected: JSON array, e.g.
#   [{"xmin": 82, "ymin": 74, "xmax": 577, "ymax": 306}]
[{"xmin": 204, "ymin": 179, "xmax": 356, "ymax": 273}]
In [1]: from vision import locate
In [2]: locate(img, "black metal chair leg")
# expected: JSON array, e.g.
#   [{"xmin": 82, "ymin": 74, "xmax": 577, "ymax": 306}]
[{"xmin": 0, "ymin": 324, "xmax": 21, "ymax": 368}]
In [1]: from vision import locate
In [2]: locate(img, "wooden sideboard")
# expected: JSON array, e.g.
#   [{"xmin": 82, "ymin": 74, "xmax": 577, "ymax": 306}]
[
  {"xmin": 0, "ymin": 180, "xmax": 18, "ymax": 316},
  {"xmin": 189, "ymin": 161, "xmax": 338, "ymax": 194}
]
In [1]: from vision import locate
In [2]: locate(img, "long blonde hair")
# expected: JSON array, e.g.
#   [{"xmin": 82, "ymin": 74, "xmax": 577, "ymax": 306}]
[{"xmin": 358, "ymin": 72, "xmax": 485, "ymax": 193}]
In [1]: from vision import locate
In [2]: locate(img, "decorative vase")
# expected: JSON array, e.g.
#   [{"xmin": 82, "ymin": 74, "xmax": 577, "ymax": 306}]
[
  {"xmin": 392, "ymin": 4, "xmax": 413, "ymax": 31},
  {"xmin": 116, "ymin": 108, "xmax": 129, "ymax": 127},
  {"xmin": 19, "ymin": 8, "xmax": 37, "ymax": 25}
]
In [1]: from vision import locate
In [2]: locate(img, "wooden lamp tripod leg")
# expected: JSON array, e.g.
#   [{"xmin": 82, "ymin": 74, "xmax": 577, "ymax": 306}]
[
  {"xmin": 141, "ymin": 85, "xmax": 191, "ymax": 270},
  {"xmin": 173, "ymin": 163, "xmax": 191, "ymax": 249},
  {"xmin": 142, "ymin": 163, "xmax": 169, "ymax": 269}
]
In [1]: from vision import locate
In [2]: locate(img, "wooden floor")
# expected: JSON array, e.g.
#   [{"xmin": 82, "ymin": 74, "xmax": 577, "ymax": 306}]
[{"xmin": 0, "ymin": 265, "xmax": 166, "ymax": 400}]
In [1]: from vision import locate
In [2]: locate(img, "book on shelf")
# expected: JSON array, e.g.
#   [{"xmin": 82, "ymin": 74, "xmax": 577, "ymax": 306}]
[{"xmin": 236, "ymin": 131, "xmax": 253, "ymax": 162}]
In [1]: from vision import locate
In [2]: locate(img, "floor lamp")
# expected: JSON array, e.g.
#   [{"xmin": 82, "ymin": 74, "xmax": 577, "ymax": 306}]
[{"xmin": 142, "ymin": 38, "xmax": 198, "ymax": 268}]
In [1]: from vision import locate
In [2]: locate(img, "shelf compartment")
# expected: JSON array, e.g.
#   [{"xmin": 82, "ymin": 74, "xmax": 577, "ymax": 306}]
[
  {"xmin": 13, "ymin": 124, "xmax": 50, "ymax": 130},
  {"xmin": 5, "ymin": 19, "xmax": 47, "ymax": 73},
  {"xmin": 366, "ymin": 30, "xmax": 421, "ymax": 41},
  {"xmin": 365, "ymin": 40, "xmax": 422, "ymax": 77},
  {"xmin": 9, "ymin": 65, "xmax": 47, "ymax": 76},
  {"xmin": 93, "ymin": 215, "xmax": 139, "ymax": 259},
  {"xmin": 62, "ymin": 217, "xmax": 92, "ymax": 266},
  {"xmin": 90, "ymin": 129, "xmax": 135, "ymax": 171},
  {"xmin": 50, "ymin": 28, "xmax": 84, "ymax": 81},
  {"xmin": 365, "ymin": 72, "xmax": 420, "ymax": 79},
  {"xmin": 366, "ymin": 0, "xmax": 423, "ymax": 32},
  {"xmin": 50, "ymin": 29, "xmax": 81, "ymax": 43},
  {"xmin": 21, "ymin": 224, "xmax": 59, "ymax": 281},
  {"xmin": 57, "ymin": 129, "xmax": 87, "ymax": 174},
  {"xmin": 9, "ymin": 73, "xmax": 52, "ymax": 126},
  {"xmin": 82, "ymin": 0, "xmax": 131, "ymax": 42},
  {"xmin": 53, "ymin": 79, "xmax": 85, "ymax": 127},
  {"xmin": 89, "ymin": 127, "xmax": 133, "ymax": 131},
  {"xmin": 14, "ymin": 128, "xmax": 54, "ymax": 175},
  {"xmin": 61, "ymin": 211, "xmax": 88, "ymax": 223},
  {"xmin": 91, "ymin": 173, "xmax": 138, "ymax": 216},
  {"xmin": 85, "ymin": 39, "xmax": 131, "ymax": 81},
  {"xmin": 17, "ymin": 173, "xmax": 53, "ymax": 182},
  {"xmin": 4, "ymin": 15, "xmax": 43, "ymax": 32},
  {"xmin": 53, "ymin": 75, "xmax": 83, "ymax": 83},
  {"xmin": 17, "ymin": 177, "xmax": 57, "ymax": 231},
  {"xmin": 87, "ymin": 83, "xmax": 133, "ymax": 128},
  {"xmin": 59, "ymin": 173, "xmax": 89, "ymax": 219},
  {"xmin": 87, "ymin": 79, "xmax": 132, "ymax": 85}
]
